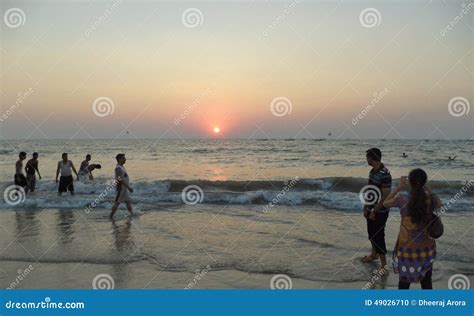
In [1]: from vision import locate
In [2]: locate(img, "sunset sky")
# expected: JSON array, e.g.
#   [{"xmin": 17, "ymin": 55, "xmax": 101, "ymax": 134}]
[{"xmin": 0, "ymin": 0, "xmax": 472, "ymax": 139}]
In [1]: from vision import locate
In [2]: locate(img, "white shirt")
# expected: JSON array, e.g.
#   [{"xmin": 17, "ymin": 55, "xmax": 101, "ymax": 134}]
[{"xmin": 59, "ymin": 160, "xmax": 72, "ymax": 176}]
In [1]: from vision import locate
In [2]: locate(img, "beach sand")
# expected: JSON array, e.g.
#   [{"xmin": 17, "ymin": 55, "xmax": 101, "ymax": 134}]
[{"xmin": 1, "ymin": 205, "xmax": 472, "ymax": 289}]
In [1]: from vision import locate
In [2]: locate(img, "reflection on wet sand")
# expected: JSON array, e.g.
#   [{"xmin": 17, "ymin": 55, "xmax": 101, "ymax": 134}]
[
  {"xmin": 14, "ymin": 210, "xmax": 40, "ymax": 243},
  {"xmin": 57, "ymin": 209, "xmax": 76, "ymax": 245},
  {"xmin": 111, "ymin": 218, "xmax": 135, "ymax": 288}
]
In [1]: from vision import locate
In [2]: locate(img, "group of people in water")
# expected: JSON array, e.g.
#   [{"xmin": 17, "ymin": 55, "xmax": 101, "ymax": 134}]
[
  {"xmin": 362, "ymin": 148, "xmax": 442, "ymax": 290},
  {"xmin": 13, "ymin": 152, "xmax": 132, "ymax": 218},
  {"xmin": 11, "ymin": 148, "xmax": 443, "ymax": 289}
]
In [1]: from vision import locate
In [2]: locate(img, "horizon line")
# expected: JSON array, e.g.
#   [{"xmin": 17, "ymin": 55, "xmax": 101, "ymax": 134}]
[{"xmin": 0, "ymin": 137, "xmax": 472, "ymax": 141}]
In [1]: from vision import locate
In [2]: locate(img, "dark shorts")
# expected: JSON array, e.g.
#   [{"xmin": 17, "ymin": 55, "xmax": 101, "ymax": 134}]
[
  {"xmin": 14, "ymin": 174, "xmax": 27, "ymax": 187},
  {"xmin": 59, "ymin": 175, "xmax": 74, "ymax": 193},
  {"xmin": 367, "ymin": 211, "xmax": 389, "ymax": 255}
]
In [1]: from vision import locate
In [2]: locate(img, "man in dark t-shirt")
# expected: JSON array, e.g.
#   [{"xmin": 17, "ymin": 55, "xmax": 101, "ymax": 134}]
[{"xmin": 362, "ymin": 148, "xmax": 392, "ymax": 273}]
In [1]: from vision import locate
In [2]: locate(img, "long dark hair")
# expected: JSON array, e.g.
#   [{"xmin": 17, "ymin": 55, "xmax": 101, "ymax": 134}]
[{"xmin": 407, "ymin": 168, "xmax": 429, "ymax": 225}]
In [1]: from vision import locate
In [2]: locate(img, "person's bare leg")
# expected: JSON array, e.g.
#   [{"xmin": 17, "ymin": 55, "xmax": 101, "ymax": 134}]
[
  {"xmin": 379, "ymin": 255, "xmax": 387, "ymax": 270},
  {"xmin": 125, "ymin": 201, "xmax": 133, "ymax": 215},
  {"xmin": 110, "ymin": 202, "xmax": 119, "ymax": 219}
]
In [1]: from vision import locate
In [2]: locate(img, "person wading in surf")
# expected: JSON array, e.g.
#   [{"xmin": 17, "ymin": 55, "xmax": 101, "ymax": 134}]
[
  {"xmin": 110, "ymin": 153, "xmax": 134, "ymax": 219},
  {"xmin": 362, "ymin": 148, "xmax": 392, "ymax": 274},
  {"xmin": 56, "ymin": 153, "xmax": 79, "ymax": 196}
]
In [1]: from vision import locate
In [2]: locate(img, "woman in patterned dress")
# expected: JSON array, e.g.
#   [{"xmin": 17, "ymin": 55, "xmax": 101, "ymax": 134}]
[{"xmin": 383, "ymin": 169, "xmax": 442, "ymax": 289}]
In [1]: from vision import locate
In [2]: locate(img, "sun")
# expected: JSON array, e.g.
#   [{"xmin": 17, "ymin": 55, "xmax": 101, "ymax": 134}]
[{"xmin": 214, "ymin": 127, "xmax": 220, "ymax": 134}]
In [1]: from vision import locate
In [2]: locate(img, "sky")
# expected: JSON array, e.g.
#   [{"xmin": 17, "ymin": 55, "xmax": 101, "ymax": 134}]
[{"xmin": 0, "ymin": 0, "xmax": 473, "ymax": 140}]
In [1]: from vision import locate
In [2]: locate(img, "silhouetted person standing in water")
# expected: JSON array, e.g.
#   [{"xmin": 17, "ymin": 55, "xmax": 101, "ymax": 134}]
[
  {"xmin": 14, "ymin": 152, "xmax": 28, "ymax": 193},
  {"xmin": 56, "ymin": 153, "xmax": 78, "ymax": 196},
  {"xmin": 110, "ymin": 154, "xmax": 134, "ymax": 219},
  {"xmin": 25, "ymin": 152, "xmax": 41, "ymax": 192},
  {"xmin": 362, "ymin": 148, "xmax": 392, "ymax": 274}
]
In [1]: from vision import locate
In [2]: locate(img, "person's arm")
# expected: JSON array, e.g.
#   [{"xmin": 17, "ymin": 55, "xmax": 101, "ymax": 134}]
[
  {"xmin": 70, "ymin": 161, "xmax": 79, "ymax": 179},
  {"xmin": 425, "ymin": 186, "xmax": 442, "ymax": 211},
  {"xmin": 383, "ymin": 176, "xmax": 408, "ymax": 208},
  {"xmin": 116, "ymin": 167, "xmax": 133, "ymax": 192},
  {"xmin": 363, "ymin": 204, "xmax": 369, "ymax": 218},
  {"xmin": 35, "ymin": 166, "xmax": 41, "ymax": 179},
  {"xmin": 369, "ymin": 173, "xmax": 393, "ymax": 219},
  {"xmin": 35, "ymin": 162, "xmax": 41, "ymax": 179},
  {"xmin": 55, "ymin": 162, "xmax": 60, "ymax": 183},
  {"xmin": 371, "ymin": 187, "xmax": 391, "ymax": 214}
]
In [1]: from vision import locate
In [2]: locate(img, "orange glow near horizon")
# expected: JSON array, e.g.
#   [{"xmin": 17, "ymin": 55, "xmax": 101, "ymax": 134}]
[{"xmin": 214, "ymin": 127, "xmax": 221, "ymax": 134}]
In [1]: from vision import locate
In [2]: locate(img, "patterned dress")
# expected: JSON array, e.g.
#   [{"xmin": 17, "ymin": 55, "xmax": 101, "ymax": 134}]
[{"xmin": 394, "ymin": 192, "xmax": 436, "ymax": 283}]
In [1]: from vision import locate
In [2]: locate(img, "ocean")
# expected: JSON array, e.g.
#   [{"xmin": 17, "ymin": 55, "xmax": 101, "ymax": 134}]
[{"xmin": 0, "ymin": 139, "xmax": 472, "ymax": 289}]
